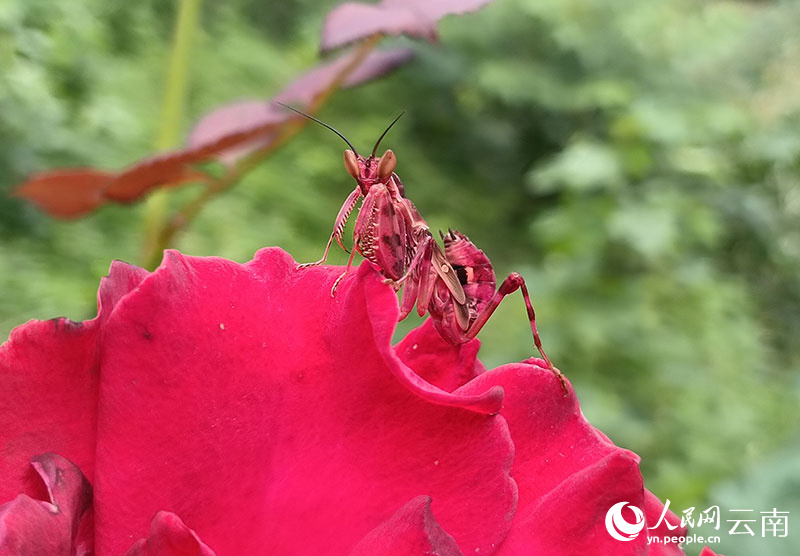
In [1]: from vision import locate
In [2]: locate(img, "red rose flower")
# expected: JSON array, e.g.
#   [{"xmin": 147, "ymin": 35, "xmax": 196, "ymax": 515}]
[{"xmin": 0, "ymin": 248, "xmax": 717, "ymax": 555}]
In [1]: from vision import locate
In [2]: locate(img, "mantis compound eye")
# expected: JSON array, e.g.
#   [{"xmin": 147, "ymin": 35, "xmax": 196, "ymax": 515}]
[
  {"xmin": 377, "ymin": 149, "xmax": 396, "ymax": 180},
  {"xmin": 344, "ymin": 149, "xmax": 359, "ymax": 180}
]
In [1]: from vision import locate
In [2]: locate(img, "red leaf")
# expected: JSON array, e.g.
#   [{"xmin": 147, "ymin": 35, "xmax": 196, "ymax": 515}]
[
  {"xmin": 13, "ymin": 46, "xmax": 413, "ymax": 218},
  {"xmin": 13, "ymin": 169, "xmax": 110, "ymax": 218},
  {"xmin": 189, "ymin": 48, "xmax": 414, "ymax": 164},
  {"xmin": 389, "ymin": 0, "xmax": 497, "ymax": 21},
  {"xmin": 186, "ymin": 102, "xmax": 287, "ymax": 166},
  {"xmin": 276, "ymin": 47, "xmax": 414, "ymax": 106},
  {"xmin": 322, "ymin": 0, "xmax": 495, "ymax": 52},
  {"xmin": 11, "ymin": 154, "xmax": 210, "ymax": 219},
  {"xmin": 103, "ymin": 152, "xmax": 210, "ymax": 203},
  {"xmin": 323, "ymin": 4, "xmax": 437, "ymax": 52},
  {"xmin": 12, "ymin": 124, "xmax": 288, "ymax": 218},
  {"xmin": 343, "ymin": 47, "xmax": 415, "ymax": 87}
]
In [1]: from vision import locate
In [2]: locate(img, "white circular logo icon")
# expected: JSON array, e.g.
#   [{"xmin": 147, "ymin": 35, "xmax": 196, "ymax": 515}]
[{"xmin": 605, "ymin": 501, "xmax": 645, "ymax": 542}]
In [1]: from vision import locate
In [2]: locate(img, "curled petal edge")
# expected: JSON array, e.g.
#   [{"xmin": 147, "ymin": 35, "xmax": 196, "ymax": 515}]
[{"xmin": 357, "ymin": 262, "xmax": 505, "ymax": 415}]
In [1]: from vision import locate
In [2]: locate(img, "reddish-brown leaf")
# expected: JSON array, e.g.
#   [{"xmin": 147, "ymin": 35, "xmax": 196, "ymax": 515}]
[
  {"xmin": 103, "ymin": 153, "xmax": 209, "ymax": 202},
  {"xmin": 187, "ymin": 102, "xmax": 287, "ymax": 166},
  {"xmin": 14, "ymin": 154, "xmax": 212, "ymax": 218},
  {"xmin": 277, "ymin": 47, "xmax": 414, "ymax": 106},
  {"xmin": 189, "ymin": 48, "xmax": 414, "ymax": 164},
  {"xmin": 321, "ymin": 0, "xmax": 495, "ymax": 52},
  {"xmin": 13, "ymin": 169, "xmax": 111, "ymax": 218},
  {"xmin": 14, "ymin": 47, "xmax": 412, "ymax": 218},
  {"xmin": 388, "ymin": 0, "xmax": 497, "ymax": 21},
  {"xmin": 342, "ymin": 47, "xmax": 415, "ymax": 86},
  {"xmin": 13, "ymin": 114, "xmax": 298, "ymax": 217}
]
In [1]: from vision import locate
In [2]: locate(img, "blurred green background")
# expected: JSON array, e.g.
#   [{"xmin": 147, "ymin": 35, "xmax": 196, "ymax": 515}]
[{"xmin": 1, "ymin": 1, "xmax": 799, "ymax": 554}]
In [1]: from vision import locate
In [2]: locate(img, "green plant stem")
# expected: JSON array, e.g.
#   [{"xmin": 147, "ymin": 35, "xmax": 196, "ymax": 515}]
[
  {"xmin": 142, "ymin": 0, "xmax": 202, "ymax": 268},
  {"xmin": 145, "ymin": 34, "xmax": 381, "ymax": 265}
]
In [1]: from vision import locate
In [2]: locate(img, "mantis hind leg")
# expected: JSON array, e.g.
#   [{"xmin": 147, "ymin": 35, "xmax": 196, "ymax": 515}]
[{"xmin": 466, "ymin": 272, "xmax": 567, "ymax": 393}]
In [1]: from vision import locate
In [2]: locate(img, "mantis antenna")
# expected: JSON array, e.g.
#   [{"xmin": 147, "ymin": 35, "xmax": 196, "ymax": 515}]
[
  {"xmin": 276, "ymin": 102, "xmax": 359, "ymax": 156},
  {"xmin": 371, "ymin": 111, "xmax": 405, "ymax": 158}
]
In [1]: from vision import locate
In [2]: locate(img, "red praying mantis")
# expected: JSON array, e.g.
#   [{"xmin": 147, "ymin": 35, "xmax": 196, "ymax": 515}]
[{"xmin": 281, "ymin": 104, "xmax": 566, "ymax": 391}]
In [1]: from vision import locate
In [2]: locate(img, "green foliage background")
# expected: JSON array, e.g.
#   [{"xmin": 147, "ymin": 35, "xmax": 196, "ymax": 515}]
[{"xmin": 1, "ymin": 1, "xmax": 799, "ymax": 553}]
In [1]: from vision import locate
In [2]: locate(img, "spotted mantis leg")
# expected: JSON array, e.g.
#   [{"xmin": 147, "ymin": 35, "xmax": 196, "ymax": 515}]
[
  {"xmin": 298, "ymin": 187, "xmax": 361, "ymax": 268},
  {"xmin": 465, "ymin": 272, "xmax": 557, "ymax": 372}
]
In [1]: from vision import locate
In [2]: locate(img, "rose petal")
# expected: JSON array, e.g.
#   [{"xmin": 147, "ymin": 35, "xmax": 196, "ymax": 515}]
[
  {"xmin": 123, "ymin": 511, "xmax": 216, "ymax": 556},
  {"xmin": 0, "ymin": 453, "xmax": 92, "ymax": 556},
  {"xmin": 0, "ymin": 259, "xmax": 149, "ymax": 500},
  {"xmin": 364, "ymin": 276, "xmax": 504, "ymax": 415},
  {"xmin": 2, "ymin": 245, "xmax": 695, "ymax": 555},
  {"xmin": 348, "ymin": 496, "xmax": 463, "ymax": 556},
  {"xmin": 394, "ymin": 318, "xmax": 485, "ymax": 392},
  {"xmin": 466, "ymin": 362, "xmax": 685, "ymax": 554},
  {"xmin": 643, "ymin": 490, "xmax": 686, "ymax": 556},
  {"xmin": 394, "ymin": 318, "xmax": 686, "ymax": 554},
  {"xmin": 98, "ymin": 260, "xmax": 152, "ymax": 319},
  {"xmin": 0, "ymin": 319, "xmax": 99, "ymax": 499},
  {"xmin": 458, "ymin": 363, "xmax": 645, "ymax": 554},
  {"xmin": 92, "ymin": 249, "xmax": 516, "ymax": 555}
]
